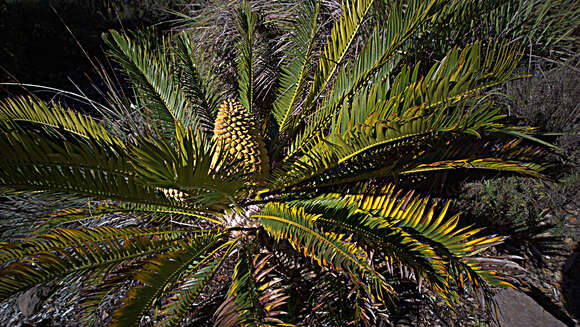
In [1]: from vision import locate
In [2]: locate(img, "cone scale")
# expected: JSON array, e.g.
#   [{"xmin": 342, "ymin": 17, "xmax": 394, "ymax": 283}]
[{"xmin": 212, "ymin": 99, "xmax": 269, "ymax": 181}]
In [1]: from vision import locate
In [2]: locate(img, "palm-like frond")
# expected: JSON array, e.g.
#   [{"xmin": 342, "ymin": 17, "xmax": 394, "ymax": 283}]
[
  {"xmin": 34, "ymin": 201, "xmax": 219, "ymax": 233},
  {"xmin": 283, "ymin": 0, "xmax": 437, "ymax": 161},
  {"xmin": 0, "ymin": 227, "xmax": 194, "ymax": 266},
  {"xmin": 269, "ymin": 184, "xmax": 517, "ymax": 304},
  {"xmin": 214, "ymin": 251, "xmax": 292, "ymax": 327},
  {"xmin": 0, "ymin": 127, "xmax": 189, "ymax": 210},
  {"xmin": 325, "ymin": 0, "xmax": 436, "ymax": 135},
  {"xmin": 104, "ymin": 30, "xmax": 192, "ymax": 138},
  {"xmin": 318, "ymin": 185, "xmax": 515, "ymax": 296},
  {"xmin": 298, "ymin": 0, "xmax": 377, "ymax": 120},
  {"xmin": 112, "ymin": 231, "xmax": 225, "ymax": 327},
  {"xmin": 236, "ymin": 1, "xmax": 258, "ymax": 113},
  {"xmin": 366, "ymin": 41, "xmax": 522, "ymax": 123},
  {"xmin": 256, "ymin": 203, "xmax": 393, "ymax": 304},
  {"xmin": 327, "ymin": 25, "xmax": 403, "ymax": 138},
  {"xmin": 129, "ymin": 122, "xmax": 248, "ymax": 207},
  {"xmin": 287, "ymin": 195, "xmax": 447, "ymax": 291},
  {"xmin": 0, "ymin": 118, "xmax": 244, "ymax": 213},
  {"xmin": 0, "ymin": 96, "xmax": 122, "ymax": 146},
  {"xmin": 266, "ymin": 41, "xmax": 542, "ymax": 191},
  {"xmin": 0, "ymin": 227, "xmax": 223, "ymax": 299},
  {"xmin": 173, "ymin": 33, "xmax": 223, "ymax": 133},
  {"xmin": 157, "ymin": 240, "xmax": 238, "ymax": 327},
  {"xmin": 272, "ymin": 0, "xmax": 320, "ymax": 132}
]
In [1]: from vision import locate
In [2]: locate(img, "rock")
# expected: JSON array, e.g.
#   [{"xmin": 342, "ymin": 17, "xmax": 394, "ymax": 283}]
[
  {"xmin": 17, "ymin": 288, "xmax": 44, "ymax": 318},
  {"xmin": 494, "ymin": 288, "xmax": 567, "ymax": 327}
]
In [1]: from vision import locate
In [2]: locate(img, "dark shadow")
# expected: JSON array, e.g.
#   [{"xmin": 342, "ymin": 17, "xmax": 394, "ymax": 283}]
[
  {"xmin": 0, "ymin": 1, "xmax": 174, "ymax": 104},
  {"xmin": 562, "ymin": 241, "xmax": 580, "ymax": 321},
  {"xmin": 500, "ymin": 223, "xmax": 563, "ymax": 267},
  {"xmin": 1, "ymin": 2, "xmax": 115, "ymax": 93}
]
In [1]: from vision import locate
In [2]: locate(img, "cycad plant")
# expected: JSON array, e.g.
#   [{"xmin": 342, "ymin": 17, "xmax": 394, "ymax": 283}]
[{"xmin": 0, "ymin": 0, "xmax": 552, "ymax": 325}]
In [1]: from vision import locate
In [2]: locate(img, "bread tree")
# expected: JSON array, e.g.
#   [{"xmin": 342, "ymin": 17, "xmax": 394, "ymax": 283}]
[{"xmin": 0, "ymin": 0, "xmax": 550, "ymax": 325}]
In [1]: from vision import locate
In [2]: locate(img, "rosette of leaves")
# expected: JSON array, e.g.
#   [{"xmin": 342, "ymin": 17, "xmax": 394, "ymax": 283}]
[{"xmin": 0, "ymin": 0, "xmax": 554, "ymax": 325}]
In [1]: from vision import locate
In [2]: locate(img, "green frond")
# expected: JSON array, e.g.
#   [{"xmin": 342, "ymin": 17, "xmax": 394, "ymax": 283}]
[
  {"xmin": 173, "ymin": 33, "xmax": 223, "ymax": 132},
  {"xmin": 0, "ymin": 117, "xmax": 245, "ymax": 211},
  {"xmin": 267, "ymin": 41, "xmax": 540, "ymax": 191},
  {"xmin": 329, "ymin": 26, "xmax": 402, "ymax": 137},
  {"xmin": 214, "ymin": 251, "xmax": 292, "ymax": 327},
  {"xmin": 0, "ymin": 119, "xmax": 236, "ymax": 224},
  {"xmin": 0, "ymin": 128, "xmax": 191, "ymax": 209},
  {"xmin": 327, "ymin": 0, "xmax": 436, "ymax": 135},
  {"xmin": 236, "ymin": 1, "xmax": 258, "ymax": 113},
  {"xmin": 157, "ymin": 240, "xmax": 238, "ymax": 327},
  {"xmin": 304, "ymin": 39, "xmax": 520, "ymax": 165},
  {"xmin": 397, "ymin": 136, "xmax": 550, "ymax": 177},
  {"xmin": 284, "ymin": 0, "xmax": 436, "ymax": 161},
  {"xmin": 103, "ymin": 30, "xmax": 191, "ymax": 138},
  {"xmin": 35, "ymin": 201, "xmax": 220, "ymax": 233},
  {"xmin": 79, "ymin": 262, "xmax": 137, "ymax": 327},
  {"xmin": 287, "ymin": 195, "xmax": 448, "ymax": 291},
  {"xmin": 256, "ymin": 184, "xmax": 517, "ymax": 305},
  {"xmin": 272, "ymin": 0, "xmax": 320, "ymax": 132},
  {"xmin": 0, "ymin": 96, "xmax": 122, "ymax": 146},
  {"xmin": 265, "ymin": 109, "xmax": 469, "ymax": 190},
  {"xmin": 111, "ymin": 231, "xmax": 225, "ymax": 327},
  {"xmin": 369, "ymin": 41, "xmax": 523, "ymax": 123},
  {"xmin": 299, "ymin": 0, "xmax": 377, "ymax": 120},
  {"xmin": 0, "ymin": 123, "xmax": 131, "ymax": 175},
  {"xmin": 0, "ymin": 228, "xmax": 223, "ymax": 299},
  {"xmin": 129, "ymin": 122, "xmax": 248, "ymax": 206},
  {"xmin": 256, "ymin": 203, "xmax": 393, "ymax": 304},
  {"xmin": 324, "ymin": 185, "xmax": 515, "ymax": 298},
  {"xmin": 0, "ymin": 226, "xmax": 197, "ymax": 266},
  {"xmin": 401, "ymin": 157, "xmax": 545, "ymax": 177}
]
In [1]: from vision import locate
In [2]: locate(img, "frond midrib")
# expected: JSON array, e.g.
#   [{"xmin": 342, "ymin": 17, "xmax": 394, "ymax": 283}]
[
  {"xmin": 0, "ymin": 181, "xmax": 193, "ymax": 211},
  {"xmin": 0, "ymin": 228, "xmax": 207, "ymax": 265},
  {"xmin": 256, "ymin": 213, "xmax": 366, "ymax": 270},
  {"xmin": 0, "ymin": 240, "xmax": 183, "ymax": 299},
  {"xmin": 116, "ymin": 236, "xmax": 222, "ymax": 327}
]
